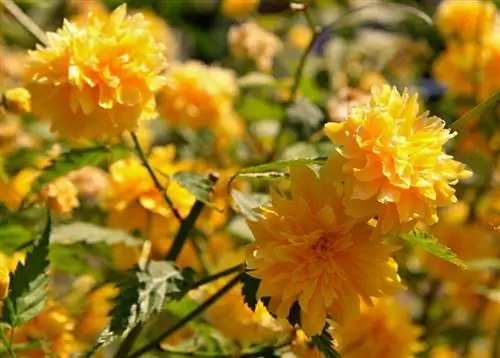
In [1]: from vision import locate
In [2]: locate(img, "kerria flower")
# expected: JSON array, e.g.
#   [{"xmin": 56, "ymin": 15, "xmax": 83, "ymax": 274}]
[
  {"xmin": 24, "ymin": 5, "xmax": 167, "ymax": 139},
  {"xmin": 157, "ymin": 61, "xmax": 237, "ymax": 130},
  {"xmin": 435, "ymin": 0, "xmax": 497, "ymax": 41},
  {"xmin": 324, "ymin": 85, "xmax": 472, "ymax": 235},
  {"xmin": 335, "ymin": 298, "xmax": 424, "ymax": 358},
  {"xmin": 246, "ymin": 164, "xmax": 401, "ymax": 336}
]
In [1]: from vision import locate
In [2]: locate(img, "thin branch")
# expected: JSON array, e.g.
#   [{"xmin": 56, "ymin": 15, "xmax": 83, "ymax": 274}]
[
  {"xmin": 165, "ymin": 172, "xmax": 219, "ymax": 261},
  {"xmin": 130, "ymin": 132, "xmax": 182, "ymax": 221},
  {"xmin": 191, "ymin": 263, "xmax": 245, "ymax": 290},
  {"xmin": 0, "ymin": 326, "xmax": 16, "ymax": 358},
  {"xmin": 128, "ymin": 273, "xmax": 243, "ymax": 358},
  {"xmin": 1, "ymin": 0, "xmax": 48, "ymax": 46}
]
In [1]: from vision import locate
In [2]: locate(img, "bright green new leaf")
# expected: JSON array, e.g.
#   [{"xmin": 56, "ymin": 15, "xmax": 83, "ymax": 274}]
[
  {"xmin": 0, "ymin": 224, "xmax": 32, "ymax": 254},
  {"xmin": 401, "ymin": 229, "xmax": 466, "ymax": 268},
  {"xmin": 1, "ymin": 214, "xmax": 51, "ymax": 327}
]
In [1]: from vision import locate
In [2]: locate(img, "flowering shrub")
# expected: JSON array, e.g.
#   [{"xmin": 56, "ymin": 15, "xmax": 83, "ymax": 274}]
[{"xmin": 0, "ymin": 0, "xmax": 499, "ymax": 357}]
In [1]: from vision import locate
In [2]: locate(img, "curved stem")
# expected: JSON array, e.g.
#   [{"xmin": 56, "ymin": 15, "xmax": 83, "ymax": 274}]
[
  {"xmin": 130, "ymin": 132, "xmax": 182, "ymax": 221},
  {"xmin": 0, "ymin": 326, "xmax": 16, "ymax": 358},
  {"xmin": 128, "ymin": 273, "xmax": 243, "ymax": 358},
  {"xmin": 191, "ymin": 263, "xmax": 245, "ymax": 290}
]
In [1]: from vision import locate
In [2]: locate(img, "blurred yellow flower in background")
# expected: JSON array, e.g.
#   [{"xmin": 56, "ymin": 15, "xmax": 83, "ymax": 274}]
[
  {"xmin": 324, "ymin": 85, "xmax": 472, "ymax": 235},
  {"xmin": 246, "ymin": 164, "xmax": 401, "ymax": 335},
  {"xmin": 228, "ymin": 21, "xmax": 282, "ymax": 73},
  {"xmin": 221, "ymin": 0, "xmax": 259, "ymax": 18},
  {"xmin": 24, "ymin": 5, "xmax": 167, "ymax": 139},
  {"xmin": 335, "ymin": 298, "xmax": 424, "ymax": 358},
  {"xmin": 287, "ymin": 25, "xmax": 313, "ymax": 50},
  {"xmin": 2, "ymin": 87, "xmax": 31, "ymax": 115},
  {"xmin": 157, "ymin": 61, "xmax": 237, "ymax": 130},
  {"xmin": 435, "ymin": 0, "xmax": 497, "ymax": 41}
]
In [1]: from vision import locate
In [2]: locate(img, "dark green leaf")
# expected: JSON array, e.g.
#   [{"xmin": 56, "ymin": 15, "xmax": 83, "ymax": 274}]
[
  {"xmin": 231, "ymin": 190, "xmax": 270, "ymax": 222},
  {"xmin": 0, "ymin": 224, "xmax": 32, "ymax": 254},
  {"xmin": 449, "ymin": 91, "xmax": 500, "ymax": 131},
  {"xmin": 27, "ymin": 146, "xmax": 122, "ymax": 198},
  {"xmin": 1, "ymin": 214, "xmax": 51, "ymax": 327},
  {"xmin": 228, "ymin": 157, "xmax": 326, "ymax": 189},
  {"xmin": 312, "ymin": 328, "xmax": 341, "ymax": 358},
  {"xmin": 172, "ymin": 171, "xmax": 217, "ymax": 209},
  {"xmin": 401, "ymin": 229, "xmax": 466, "ymax": 268},
  {"xmin": 241, "ymin": 272, "xmax": 260, "ymax": 311}
]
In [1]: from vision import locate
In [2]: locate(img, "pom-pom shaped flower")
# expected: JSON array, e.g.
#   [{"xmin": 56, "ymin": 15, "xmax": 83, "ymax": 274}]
[
  {"xmin": 246, "ymin": 164, "xmax": 401, "ymax": 336},
  {"xmin": 435, "ymin": 0, "xmax": 497, "ymax": 41},
  {"xmin": 324, "ymin": 85, "xmax": 472, "ymax": 235},
  {"xmin": 24, "ymin": 5, "xmax": 168, "ymax": 139},
  {"xmin": 335, "ymin": 298, "xmax": 424, "ymax": 358},
  {"xmin": 157, "ymin": 61, "xmax": 237, "ymax": 129}
]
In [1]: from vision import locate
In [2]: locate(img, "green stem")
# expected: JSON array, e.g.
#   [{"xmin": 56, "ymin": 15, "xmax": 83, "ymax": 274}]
[
  {"xmin": 130, "ymin": 132, "xmax": 182, "ymax": 221},
  {"xmin": 114, "ymin": 324, "xmax": 143, "ymax": 358},
  {"xmin": 159, "ymin": 340, "xmax": 290, "ymax": 357},
  {"xmin": 165, "ymin": 172, "xmax": 219, "ymax": 261},
  {"xmin": 0, "ymin": 326, "xmax": 16, "ymax": 358},
  {"xmin": 1, "ymin": 0, "xmax": 48, "ymax": 45},
  {"xmin": 191, "ymin": 264, "xmax": 245, "ymax": 290},
  {"xmin": 268, "ymin": 8, "xmax": 320, "ymax": 161},
  {"xmin": 128, "ymin": 273, "xmax": 243, "ymax": 358}
]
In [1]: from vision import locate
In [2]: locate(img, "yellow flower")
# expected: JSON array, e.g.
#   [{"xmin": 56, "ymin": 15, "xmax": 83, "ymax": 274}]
[
  {"xmin": 335, "ymin": 298, "xmax": 424, "ymax": 358},
  {"xmin": 134, "ymin": 8, "xmax": 177, "ymax": 61},
  {"xmin": 228, "ymin": 21, "xmax": 282, "ymax": 73},
  {"xmin": 157, "ymin": 61, "xmax": 237, "ymax": 129},
  {"xmin": 24, "ymin": 5, "xmax": 167, "ymax": 140},
  {"xmin": 74, "ymin": 284, "xmax": 118, "ymax": 343},
  {"xmin": 435, "ymin": 0, "xmax": 497, "ymax": 41},
  {"xmin": 221, "ymin": 0, "xmax": 259, "ymax": 17},
  {"xmin": 2, "ymin": 88, "xmax": 31, "ymax": 115},
  {"xmin": 246, "ymin": 164, "xmax": 401, "ymax": 335},
  {"xmin": 478, "ymin": 34, "xmax": 500, "ymax": 101},
  {"xmin": 287, "ymin": 25, "xmax": 313, "ymax": 50},
  {"xmin": 0, "ymin": 267, "xmax": 9, "ymax": 300},
  {"xmin": 419, "ymin": 223, "xmax": 493, "ymax": 283},
  {"xmin": 324, "ymin": 85, "xmax": 472, "ymax": 235}
]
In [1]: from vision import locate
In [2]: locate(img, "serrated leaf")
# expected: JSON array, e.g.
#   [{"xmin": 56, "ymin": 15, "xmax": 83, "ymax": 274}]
[
  {"xmin": 402, "ymin": 229, "xmax": 466, "ymax": 268},
  {"xmin": 231, "ymin": 171, "xmax": 289, "ymax": 182},
  {"xmin": 228, "ymin": 157, "xmax": 326, "ymax": 189},
  {"xmin": 449, "ymin": 91, "xmax": 500, "ymax": 131},
  {"xmin": 27, "ymin": 146, "xmax": 122, "ymax": 198},
  {"xmin": 99, "ymin": 261, "xmax": 194, "ymax": 347},
  {"xmin": 311, "ymin": 328, "xmax": 341, "ymax": 358},
  {"xmin": 241, "ymin": 272, "xmax": 261, "ymax": 311},
  {"xmin": 1, "ymin": 214, "xmax": 51, "ymax": 327},
  {"xmin": 172, "ymin": 171, "xmax": 217, "ymax": 209},
  {"xmin": 287, "ymin": 98, "xmax": 324, "ymax": 127},
  {"xmin": 50, "ymin": 221, "xmax": 142, "ymax": 246},
  {"xmin": 0, "ymin": 224, "xmax": 32, "ymax": 254},
  {"xmin": 231, "ymin": 190, "xmax": 270, "ymax": 221}
]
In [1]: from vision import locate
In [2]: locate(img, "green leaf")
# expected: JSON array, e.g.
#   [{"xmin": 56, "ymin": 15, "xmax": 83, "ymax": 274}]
[
  {"xmin": 401, "ymin": 229, "xmax": 466, "ymax": 268},
  {"xmin": 1, "ymin": 214, "xmax": 51, "ymax": 327},
  {"xmin": 237, "ymin": 72, "xmax": 277, "ymax": 88},
  {"xmin": 171, "ymin": 171, "xmax": 217, "ymax": 209},
  {"xmin": 311, "ymin": 328, "xmax": 341, "ymax": 358},
  {"xmin": 228, "ymin": 156, "xmax": 327, "ymax": 189},
  {"xmin": 449, "ymin": 91, "xmax": 500, "ymax": 131},
  {"xmin": 50, "ymin": 221, "xmax": 142, "ymax": 246},
  {"xmin": 98, "ymin": 261, "xmax": 195, "ymax": 347},
  {"xmin": 0, "ymin": 224, "xmax": 32, "ymax": 254},
  {"xmin": 287, "ymin": 98, "xmax": 324, "ymax": 128},
  {"xmin": 231, "ymin": 190, "xmax": 270, "ymax": 222},
  {"xmin": 238, "ymin": 96, "xmax": 285, "ymax": 122},
  {"xmin": 27, "ymin": 146, "xmax": 122, "ymax": 198}
]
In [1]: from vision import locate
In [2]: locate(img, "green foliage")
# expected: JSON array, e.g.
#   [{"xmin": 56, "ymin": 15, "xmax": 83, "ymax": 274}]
[
  {"xmin": 287, "ymin": 97, "xmax": 324, "ymax": 128},
  {"xmin": 311, "ymin": 328, "xmax": 341, "ymax": 358},
  {"xmin": 238, "ymin": 96, "xmax": 285, "ymax": 122},
  {"xmin": 50, "ymin": 222, "xmax": 142, "ymax": 246},
  {"xmin": 228, "ymin": 156, "xmax": 327, "ymax": 189},
  {"xmin": 98, "ymin": 261, "xmax": 196, "ymax": 346},
  {"xmin": 231, "ymin": 190, "xmax": 270, "ymax": 222},
  {"xmin": 1, "ymin": 214, "xmax": 51, "ymax": 327},
  {"xmin": 401, "ymin": 229, "xmax": 466, "ymax": 268},
  {"xmin": 172, "ymin": 171, "xmax": 217, "ymax": 209},
  {"xmin": 465, "ymin": 258, "xmax": 500, "ymax": 271},
  {"xmin": 27, "ymin": 145, "xmax": 125, "ymax": 199},
  {"xmin": 449, "ymin": 91, "xmax": 500, "ymax": 131},
  {"xmin": 0, "ymin": 224, "xmax": 32, "ymax": 254}
]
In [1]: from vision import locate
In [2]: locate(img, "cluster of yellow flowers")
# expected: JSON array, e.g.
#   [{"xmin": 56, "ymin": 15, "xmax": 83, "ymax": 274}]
[
  {"xmin": 433, "ymin": 0, "xmax": 500, "ymax": 102},
  {"xmin": 246, "ymin": 85, "xmax": 471, "ymax": 340}
]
